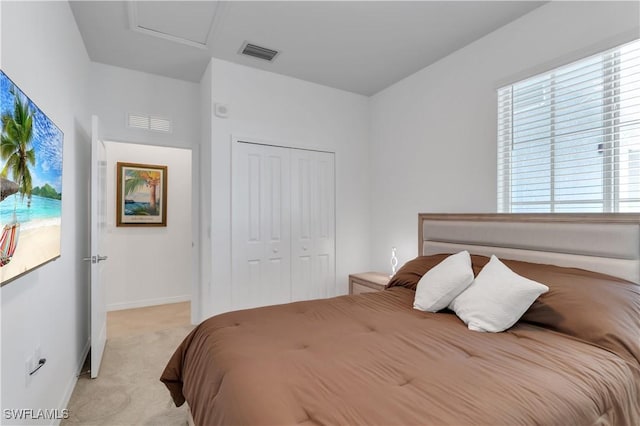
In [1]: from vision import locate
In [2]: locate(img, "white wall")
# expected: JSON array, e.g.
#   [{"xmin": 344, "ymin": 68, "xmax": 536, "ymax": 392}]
[
  {"xmin": 369, "ymin": 1, "xmax": 640, "ymax": 270},
  {"xmin": 0, "ymin": 1, "xmax": 91, "ymax": 423},
  {"xmin": 88, "ymin": 62, "xmax": 201, "ymax": 322},
  {"xmin": 204, "ymin": 58, "xmax": 370, "ymax": 317},
  {"xmin": 88, "ymin": 62, "xmax": 200, "ymax": 150},
  {"xmin": 198, "ymin": 61, "xmax": 212, "ymax": 323},
  {"xmin": 104, "ymin": 142, "xmax": 192, "ymax": 311}
]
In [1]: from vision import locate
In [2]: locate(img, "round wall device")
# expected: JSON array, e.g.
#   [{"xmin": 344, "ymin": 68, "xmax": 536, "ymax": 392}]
[{"xmin": 214, "ymin": 103, "xmax": 229, "ymax": 118}]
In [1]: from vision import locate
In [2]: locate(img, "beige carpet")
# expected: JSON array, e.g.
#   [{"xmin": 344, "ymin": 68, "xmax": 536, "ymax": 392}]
[{"xmin": 63, "ymin": 325, "xmax": 194, "ymax": 426}]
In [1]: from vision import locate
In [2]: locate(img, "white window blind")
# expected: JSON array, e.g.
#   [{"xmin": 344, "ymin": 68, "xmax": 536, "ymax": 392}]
[{"xmin": 497, "ymin": 39, "xmax": 640, "ymax": 213}]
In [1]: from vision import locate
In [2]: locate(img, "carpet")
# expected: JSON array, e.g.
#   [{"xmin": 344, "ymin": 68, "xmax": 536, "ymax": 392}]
[{"xmin": 62, "ymin": 325, "xmax": 194, "ymax": 426}]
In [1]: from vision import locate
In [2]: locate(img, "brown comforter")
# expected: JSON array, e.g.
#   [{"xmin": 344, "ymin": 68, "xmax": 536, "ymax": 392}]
[{"xmin": 162, "ymin": 283, "xmax": 640, "ymax": 425}]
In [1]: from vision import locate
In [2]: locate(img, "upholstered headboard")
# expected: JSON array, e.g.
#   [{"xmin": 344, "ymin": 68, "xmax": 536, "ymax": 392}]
[{"xmin": 419, "ymin": 214, "xmax": 640, "ymax": 284}]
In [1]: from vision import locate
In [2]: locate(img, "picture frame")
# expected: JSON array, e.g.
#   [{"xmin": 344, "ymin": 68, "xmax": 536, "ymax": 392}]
[
  {"xmin": 116, "ymin": 162, "xmax": 167, "ymax": 227},
  {"xmin": 0, "ymin": 70, "xmax": 64, "ymax": 286}
]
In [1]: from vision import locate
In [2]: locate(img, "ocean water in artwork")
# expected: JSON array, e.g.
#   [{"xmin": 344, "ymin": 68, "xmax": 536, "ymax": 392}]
[
  {"xmin": 124, "ymin": 201, "xmax": 159, "ymax": 216},
  {"xmin": 0, "ymin": 194, "xmax": 62, "ymax": 228}
]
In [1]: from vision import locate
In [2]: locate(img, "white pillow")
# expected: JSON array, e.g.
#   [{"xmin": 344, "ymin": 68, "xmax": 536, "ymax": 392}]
[
  {"xmin": 449, "ymin": 255, "xmax": 549, "ymax": 332},
  {"xmin": 413, "ymin": 250, "xmax": 474, "ymax": 312}
]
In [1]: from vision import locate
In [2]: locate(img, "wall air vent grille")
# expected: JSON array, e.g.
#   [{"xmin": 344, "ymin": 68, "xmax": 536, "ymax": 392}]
[
  {"xmin": 240, "ymin": 42, "xmax": 279, "ymax": 61},
  {"xmin": 128, "ymin": 114, "xmax": 149, "ymax": 130},
  {"xmin": 150, "ymin": 116, "xmax": 172, "ymax": 132},
  {"xmin": 127, "ymin": 113, "xmax": 172, "ymax": 133}
]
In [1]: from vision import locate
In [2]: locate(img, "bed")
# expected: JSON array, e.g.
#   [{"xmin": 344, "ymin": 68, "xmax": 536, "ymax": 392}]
[{"xmin": 162, "ymin": 213, "xmax": 640, "ymax": 425}]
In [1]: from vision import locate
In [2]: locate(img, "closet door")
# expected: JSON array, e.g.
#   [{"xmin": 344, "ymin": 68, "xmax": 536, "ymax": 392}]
[
  {"xmin": 290, "ymin": 150, "xmax": 336, "ymax": 301},
  {"xmin": 231, "ymin": 142, "xmax": 291, "ymax": 309}
]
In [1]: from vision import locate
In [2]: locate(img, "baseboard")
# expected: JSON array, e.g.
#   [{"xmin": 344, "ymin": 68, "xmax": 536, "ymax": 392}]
[
  {"xmin": 52, "ymin": 337, "xmax": 90, "ymax": 426},
  {"xmin": 107, "ymin": 295, "xmax": 191, "ymax": 312},
  {"xmin": 78, "ymin": 338, "xmax": 91, "ymax": 375}
]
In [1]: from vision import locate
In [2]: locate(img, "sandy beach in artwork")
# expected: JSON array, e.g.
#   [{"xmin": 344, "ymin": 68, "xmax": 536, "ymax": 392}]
[{"xmin": 0, "ymin": 219, "xmax": 61, "ymax": 283}]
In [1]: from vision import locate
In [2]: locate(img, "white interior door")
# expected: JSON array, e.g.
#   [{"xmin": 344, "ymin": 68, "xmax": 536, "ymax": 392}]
[
  {"xmin": 89, "ymin": 115, "xmax": 108, "ymax": 378},
  {"xmin": 291, "ymin": 150, "xmax": 335, "ymax": 301},
  {"xmin": 232, "ymin": 142, "xmax": 291, "ymax": 309}
]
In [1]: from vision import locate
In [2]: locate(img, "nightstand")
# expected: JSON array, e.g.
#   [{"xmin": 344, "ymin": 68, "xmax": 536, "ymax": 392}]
[{"xmin": 349, "ymin": 272, "xmax": 390, "ymax": 295}]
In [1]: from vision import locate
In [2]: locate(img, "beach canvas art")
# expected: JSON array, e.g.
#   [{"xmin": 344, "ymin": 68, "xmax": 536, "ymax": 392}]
[
  {"xmin": 116, "ymin": 162, "xmax": 167, "ymax": 226},
  {"xmin": 0, "ymin": 71, "xmax": 63, "ymax": 285}
]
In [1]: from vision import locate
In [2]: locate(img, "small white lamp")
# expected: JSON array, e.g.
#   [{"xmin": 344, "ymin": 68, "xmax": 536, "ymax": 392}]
[{"xmin": 390, "ymin": 246, "xmax": 398, "ymax": 277}]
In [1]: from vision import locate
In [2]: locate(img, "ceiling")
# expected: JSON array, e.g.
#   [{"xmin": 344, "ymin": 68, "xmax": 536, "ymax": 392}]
[{"xmin": 70, "ymin": 1, "xmax": 545, "ymax": 96}]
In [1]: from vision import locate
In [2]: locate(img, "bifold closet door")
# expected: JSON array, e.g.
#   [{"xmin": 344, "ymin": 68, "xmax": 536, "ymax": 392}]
[
  {"xmin": 231, "ymin": 142, "xmax": 292, "ymax": 310},
  {"xmin": 290, "ymin": 149, "xmax": 335, "ymax": 301}
]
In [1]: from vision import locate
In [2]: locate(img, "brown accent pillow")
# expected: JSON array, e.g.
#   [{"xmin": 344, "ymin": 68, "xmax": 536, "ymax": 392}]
[
  {"xmin": 501, "ymin": 259, "xmax": 640, "ymax": 366},
  {"xmin": 387, "ymin": 254, "xmax": 490, "ymax": 290},
  {"xmin": 470, "ymin": 254, "xmax": 490, "ymax": 275},
  {"xmin": 386, "ymin": 254, "xmax": 450, "ymax": 290}
]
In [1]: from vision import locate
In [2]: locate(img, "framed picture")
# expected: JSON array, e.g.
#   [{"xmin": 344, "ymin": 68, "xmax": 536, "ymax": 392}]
[
  {"xmin": 116, "ymin": 162, "xmax": 167, "ymax": 227},
  {"xmin": 0, "ymin": 70, "xmax": 64, "ymax": 286}
]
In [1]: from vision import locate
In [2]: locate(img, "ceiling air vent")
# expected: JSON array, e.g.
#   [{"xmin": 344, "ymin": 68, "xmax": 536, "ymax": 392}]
[
  {"xmin": 240, "ymin": 42, "xmax": 279, "ymax": 62},
  {"xmin": 127, "ymin": 113, "xmax": 172, "ymax": 133}
]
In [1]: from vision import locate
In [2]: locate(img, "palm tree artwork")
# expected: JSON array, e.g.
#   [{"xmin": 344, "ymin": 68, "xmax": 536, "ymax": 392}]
[
  {"xmin": 1, "ymin": 86, "xmax": 35, "ymax": 207},
  {"xmin": 0, "ymin": 84, "xmax": 36, "ymax": 270},
  {"xmin": 124, "ymin": 169, "xmax": 161, "ymax": 215},
  {"xmin": 117, "ymin": 162, "xmax": 166, "ymax": 226},
  {"xmin": 0, "ymin": 71, "xmax": 64, "ymax": 283}
]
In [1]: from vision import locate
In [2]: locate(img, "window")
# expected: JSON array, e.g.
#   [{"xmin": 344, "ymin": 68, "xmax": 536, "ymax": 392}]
[{"xmin": 497, "ymin": 39, "xmax": 640, "ymax": 213}]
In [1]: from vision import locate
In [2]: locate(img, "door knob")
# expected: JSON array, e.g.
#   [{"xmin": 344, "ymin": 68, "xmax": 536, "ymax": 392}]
[{"xmin": 97, "ymin": 255, "xmax": 108, "ymax": 262}]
